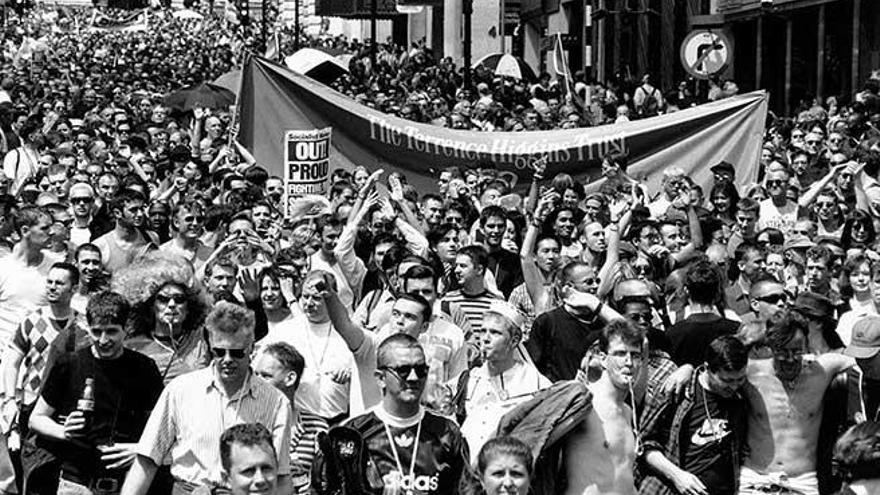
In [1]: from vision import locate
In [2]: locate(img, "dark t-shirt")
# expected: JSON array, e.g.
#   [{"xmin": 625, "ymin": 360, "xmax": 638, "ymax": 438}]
[
  {"xmin": 667, "ymin": 314, "xmax": 739, "ymax": 367},
  {"xmin": 347, "ymin": 411, "xmax": 468, "ymax": 495},
  {"xmin": 526, "ymin": 307, "xmax": 604, "ymax": 382},
  {"xmin": 679, "ymin": 385, "xmax": 742, "ymax": 495},
  {"xmin": 486, "ymin": 248, "xmax": 523, "ymax": 299},
  {"xmin": 40, "ymin": 347, "xmax": 164, "ymax": 482}
]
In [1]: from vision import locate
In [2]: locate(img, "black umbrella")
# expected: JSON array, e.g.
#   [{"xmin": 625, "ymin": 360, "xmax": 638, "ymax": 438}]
[{"xmin": 164, "ymin": 82, "xmax": 236, "ymax": 112}]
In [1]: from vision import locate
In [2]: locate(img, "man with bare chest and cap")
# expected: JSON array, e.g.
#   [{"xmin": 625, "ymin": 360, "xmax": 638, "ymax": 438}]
[
  {"xmin": 563, "ymin": 319, "xmax": 645, "ymax": 495},
  {"xmin": 740, "ymin": 310, "xmax": 853, "ymax": 495}
]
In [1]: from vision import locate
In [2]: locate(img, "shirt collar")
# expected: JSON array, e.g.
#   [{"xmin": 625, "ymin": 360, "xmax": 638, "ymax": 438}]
[{"xmin": 207, "ymin": 367, "xmax": 256, "ymax": 400}]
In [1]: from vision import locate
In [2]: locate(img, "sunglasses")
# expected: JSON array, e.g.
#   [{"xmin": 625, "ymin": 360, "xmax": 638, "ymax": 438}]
[
  {"xmin": 626, "ymin": 312, "xmax": 653, "ymax": 323},
  {"xmin": 380, "ymin": 364, "xmax": 429, "ymax": 380},
  {"xmin": 766, "ymin": 180, "xmax": 786, "ymax": 187},
  {"xmin": 71, "ymin": 196, "xmax": 93, "ymax": 204},
  {"xmin": 755, "ymin": 293, "xmax": 787, "ymax": 305},
  {"xmin": 211, "ymin": 347, "xmax": 247, "ymax": 359},
  {"xmin": 155, "ymin": 293, "xmax": 186, "ymax": 304}
]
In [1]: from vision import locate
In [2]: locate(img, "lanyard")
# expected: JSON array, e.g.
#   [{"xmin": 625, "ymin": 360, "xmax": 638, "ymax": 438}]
[{"xmin": 382, "ymin": 418, "xmax": 423, "ymax": 495}]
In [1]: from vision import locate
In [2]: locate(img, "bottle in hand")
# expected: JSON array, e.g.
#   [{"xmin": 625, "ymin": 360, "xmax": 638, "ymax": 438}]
[{"xmin": 76, "ymin": 377, "xmax": 95, "ymax": 431}]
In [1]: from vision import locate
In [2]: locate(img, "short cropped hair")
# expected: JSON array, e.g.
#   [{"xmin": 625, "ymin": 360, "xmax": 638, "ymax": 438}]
[
  {"xmin": 220, "ymin": 423, "xmax": 276, "ymax": 472},
  {"xmin": 376, "ymin": 333, "xmax": 424, "ymax": 369},
  {"xmin": 86, "ymin": 291, "xmax": 130, "ymax": 328},
  {"xmin": 394, "ymin": 293, "xmax": 432, "ymax": 323},
  {"xmin": 766, "ymin": 310, "xmax": 809, "ymax": 352},
  {"xmin": 205, "ymin": 256, "xmax": 239, "ymax": 278},
  {"xmin": 51, "ymin": 262, "xmax": 80, "ymax": 287},
  {"xmin": 457, "ymin": 245, "xmax": 488, "ymax": 271},
  {"xmin": 206, "ymin": 301, "xmax": 255, "ymax": 343},
  {"xmin": 262, "ymin": 342, "xmax": 305, "ymax": 389},
  {"xmin": 597, "ymin": 319, "xmax": 645, "ymax": 353},
  {"xmin": 75, "ymin": 243, "xmax": 102, "ymax": 263},
  {"xmin": 477, "ymin": 436, "xmax": 533, "ymax": 477},
  {"xmin": 706, "ymin": 335, "xmax": 748, "ymax": 373},
  {"xmin": 686, "ymin": 259, "xmax": 722, "ymax": 305}
]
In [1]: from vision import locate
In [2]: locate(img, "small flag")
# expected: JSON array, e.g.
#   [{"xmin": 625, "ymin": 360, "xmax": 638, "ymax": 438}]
[{"xmin": 552, "ymin": 33, "xmax": 584, "ymax": 109}]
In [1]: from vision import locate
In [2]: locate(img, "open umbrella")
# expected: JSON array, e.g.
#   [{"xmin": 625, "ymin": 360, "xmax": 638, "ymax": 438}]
[
  {"xmin": 285, "ymin": 48, "xmax": 349, "ymax": 85},
  {"xmin": 213, "ymin": 69, "xmax": 241, "ymax": 94},
  {"xmin": 164, "ymin": 82, "xmax": 235, "ymax": 112},
  {"xmin": 473, "ymin": 53, "xmax": 537, "ymax": 82},
  {"xmin": 172, "ymin": 9, "xmax": 204, "ymax": 20}
]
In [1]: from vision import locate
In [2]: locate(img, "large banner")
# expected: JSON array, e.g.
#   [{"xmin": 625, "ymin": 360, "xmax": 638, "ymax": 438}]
[{"xmin": 238, "ymin": 56, "xmax": 768, "ymax": 193}]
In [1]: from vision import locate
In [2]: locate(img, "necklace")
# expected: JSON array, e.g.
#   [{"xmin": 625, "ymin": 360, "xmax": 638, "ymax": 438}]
[
  {"xmin": 304, "ymin": 322, "xmax": 332, "ymax": 377},
  {"xmin": 382, "ymin": 417, "xmax": 423, "ymax": 495}
]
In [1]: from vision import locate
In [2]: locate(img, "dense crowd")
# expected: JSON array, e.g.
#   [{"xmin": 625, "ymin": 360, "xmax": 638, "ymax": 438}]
[{"xmin": 0, "ymin": 4, "xmax": 878, "ymax": 495}]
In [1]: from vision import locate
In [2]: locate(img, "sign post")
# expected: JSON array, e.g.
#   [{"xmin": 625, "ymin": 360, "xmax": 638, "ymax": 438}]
[
  {"xmin": 679, "ymin": 30, "xmax": 731, "ymax": 79},
  {"xmin": 283, "ymin": 128, "xmax": 332, "ymax": 217}
]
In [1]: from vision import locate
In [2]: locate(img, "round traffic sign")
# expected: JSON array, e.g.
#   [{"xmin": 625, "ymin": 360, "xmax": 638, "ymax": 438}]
[{"xmin": 680, "ymin": 30, "xmax": 731, "ymax": 79}]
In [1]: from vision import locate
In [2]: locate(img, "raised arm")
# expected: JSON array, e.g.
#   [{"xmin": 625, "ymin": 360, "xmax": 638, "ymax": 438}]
[
  {"xmin": 524, "ymin": 157, "xmax": 548, "ymax": 218},
  {"xmin": 313, "ymin": 273, "xmax": 367, "ymax": 352},
  {"xmin": 520, "ymin": 190, "xmax": 556, "ymax": 308},
  {"xmin": 798, "ymin": 162, "xmax": 848, "ymax": 209}
]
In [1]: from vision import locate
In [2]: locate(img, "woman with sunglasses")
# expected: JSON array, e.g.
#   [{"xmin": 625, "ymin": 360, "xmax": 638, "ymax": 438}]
[
  {"xmin": 836, "ymin": 254, "xmax": 879, "ymax": 347},
  {"xmin": 841, "ymin": 210, "xmax": 877, "ymax": 253},
  {"xmin": 115, "ymin": 253, "xmax": 209, "ymax": 385}
]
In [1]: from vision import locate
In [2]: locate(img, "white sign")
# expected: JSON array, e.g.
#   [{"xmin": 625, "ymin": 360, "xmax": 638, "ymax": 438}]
[
  {"xmin": 283, "ymin": 128, "xmax": 332, "ymax": 216},
  {"xmin": 680, "ymin": 30, "xmax": 730, "ymax": 79}
]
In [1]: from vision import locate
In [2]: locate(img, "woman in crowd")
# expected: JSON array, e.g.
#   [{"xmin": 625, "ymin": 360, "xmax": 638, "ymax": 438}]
[
  {"xmin": 113, "ymin": 252, "xmax": 209, "ymax": 384},
  {"xmin": 473, "ymin": 436, "xmax": 534, "ymax": 495}
]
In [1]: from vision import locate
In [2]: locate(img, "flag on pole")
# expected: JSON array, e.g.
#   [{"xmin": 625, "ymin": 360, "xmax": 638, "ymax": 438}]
[
  {"xmin": 552, "ymin": 33, "xmax": 584, "ymax": 109},
  {"xmin": 264, "ymin": 31, "xmax": 281, "ymax": 61}
]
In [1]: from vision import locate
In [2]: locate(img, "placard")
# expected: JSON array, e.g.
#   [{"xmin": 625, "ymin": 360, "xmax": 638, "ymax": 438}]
[{"xmin": 283, "ymin": 128, "xmax": 332, "ymax": 216}]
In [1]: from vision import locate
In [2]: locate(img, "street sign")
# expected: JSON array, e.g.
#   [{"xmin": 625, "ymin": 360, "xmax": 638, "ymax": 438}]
[{"xmin": 680, "ymin": 30, "xmax": 731, "ymax": 79}]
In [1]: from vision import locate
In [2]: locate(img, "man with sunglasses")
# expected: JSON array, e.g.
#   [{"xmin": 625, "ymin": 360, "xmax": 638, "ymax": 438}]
[
  {"xmin": 757, "ymin": 167, "xmax": 804, "ymax": 237},
  {"xmin": 122, "ymin": 302, "xmax": 293, "ymax": 495},
  {"xmin": 69, "ymin": 183, "xmax": 97, "ymax": 248},
  {"xmin": 341, "ymin": 333, "xmax": 469, "ymax": 495},
  {"xmin": 742, "ymin": 277, "xmax": 789, "ymax": 327},
  {"xmin": 29, "ymin": 292, "xmax": 163, "ymax": 495},
  {"xmin": 159, "ymin": 201, "xmax": 211, "ymax": 270}
]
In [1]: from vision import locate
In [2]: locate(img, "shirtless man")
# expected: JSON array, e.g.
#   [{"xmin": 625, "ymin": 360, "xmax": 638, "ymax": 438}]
[
  {"xmin": 564, "ymin": 319, "xmax": 644, "ymax": 495},
  {"xmin": 740, "ymin": 310, "xmax": 854, "ymax": 495}
]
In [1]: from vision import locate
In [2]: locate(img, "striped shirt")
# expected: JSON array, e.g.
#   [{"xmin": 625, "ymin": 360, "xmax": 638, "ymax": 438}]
[
  {"xmin": 439, "ymin": 289, "xmax": 501, "ymax": 336},
  {"xmin": 135, "ymin": 367, "xmax": 293, "ymax": 487},
  {"xmin": 290, "ymin": 410, "xmax": 328, "ymax": 494}
]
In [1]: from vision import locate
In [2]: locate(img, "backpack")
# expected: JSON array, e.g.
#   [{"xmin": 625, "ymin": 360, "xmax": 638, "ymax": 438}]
[{"xmin": 636, "ymin": 85, "xmax": 660, "ymax": 118}]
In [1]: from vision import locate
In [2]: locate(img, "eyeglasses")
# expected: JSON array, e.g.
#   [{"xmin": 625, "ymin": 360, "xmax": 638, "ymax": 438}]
[
  {"xmin": 379, "ymin": 364, "xmax": 429, "ymax": 381},
  {"xmin": 155, "ymin": 293, "xmax": 186, "ymax": 304},
  {"xmin": 211, "ymin": 347, "xmax": 247, "ymax": 359},
  {"xmin": 183, "ymin": 215, "xmax": 204, "ymax": 223},
  {"xmin": 71, "ymin": 196, "xmax": 93, "ymax": 204},
  {"xmin": 766, "ymin": 180, "xmax": 786, "ymax": 187},
  {"xmin": 755, "ymin": 293, "xmax": 787, "ymax": 305}
]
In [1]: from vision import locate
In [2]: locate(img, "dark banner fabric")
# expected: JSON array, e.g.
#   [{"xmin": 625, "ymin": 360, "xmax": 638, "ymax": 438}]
[{"xmin": 238, "ymin": 56, "xmax": 768, "ymax": 193}]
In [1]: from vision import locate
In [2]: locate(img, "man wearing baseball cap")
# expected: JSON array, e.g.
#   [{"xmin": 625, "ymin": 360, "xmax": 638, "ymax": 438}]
[{"xmin": 842, "ymin": 315, "xmax": 880, "ymax": 423}]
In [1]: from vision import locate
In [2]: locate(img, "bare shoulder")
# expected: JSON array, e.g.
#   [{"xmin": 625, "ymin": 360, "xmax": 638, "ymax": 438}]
[{"xmin": 816, "ymin": 352, "xmax": 855, "ymax": 376}]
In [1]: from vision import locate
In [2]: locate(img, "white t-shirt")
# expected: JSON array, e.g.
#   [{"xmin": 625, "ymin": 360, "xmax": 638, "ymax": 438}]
[
  {"xmin": 258, "ymin": 314, "xmax": 354, "ymax": 419},
  {"xmin": 0, "ymin": 253, "xmax": 52, "ymax": 346},
  {"xmin": 757, "ymin": 198, "xmax": 800, "ymax": 236}
]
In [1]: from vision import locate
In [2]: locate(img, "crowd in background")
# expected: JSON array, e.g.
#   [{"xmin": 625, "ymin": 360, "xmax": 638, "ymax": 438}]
[{"xmin": 0, "ymin": 4, "xmax": 876, "ymax": 495}]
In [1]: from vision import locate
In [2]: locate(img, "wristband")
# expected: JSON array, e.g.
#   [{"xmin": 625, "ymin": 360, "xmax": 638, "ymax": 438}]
[{"xmin": 533, "ymin": 174, "xmax": 544, "ymax": 181}]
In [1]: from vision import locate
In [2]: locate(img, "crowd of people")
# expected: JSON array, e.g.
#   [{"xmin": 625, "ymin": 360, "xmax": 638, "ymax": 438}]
[{"xmin": 0, "ymin": 3, "xmax": 878, "ymax": 495}]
